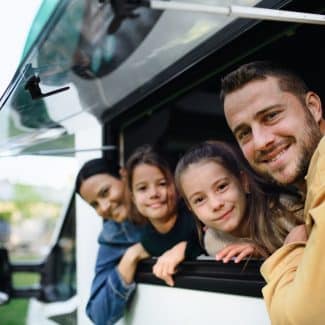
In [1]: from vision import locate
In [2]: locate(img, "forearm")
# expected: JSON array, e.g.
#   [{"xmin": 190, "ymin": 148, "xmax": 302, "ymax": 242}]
[
  {"xmin": 117, "ymin": 243, "xmax": 150, "ymax": 284},
  {"xmin": 117, "ymin": 252, "xmax": 140, "ymax": 285}
]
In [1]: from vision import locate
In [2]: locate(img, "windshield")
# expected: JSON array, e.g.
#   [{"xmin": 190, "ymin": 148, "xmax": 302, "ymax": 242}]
[{"xmin": 0, "ymin": 0, "xmax": 58, "ymax": 98}]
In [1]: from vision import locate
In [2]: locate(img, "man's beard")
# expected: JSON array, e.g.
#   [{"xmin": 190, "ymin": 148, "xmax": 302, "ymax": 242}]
[{"xmin": 261, "ymin": 112, "xmax": 322, "ymax": 187}]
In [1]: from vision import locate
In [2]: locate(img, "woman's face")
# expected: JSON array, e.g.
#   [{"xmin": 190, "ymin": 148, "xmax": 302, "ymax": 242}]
[
  {"xmin": 79, "ymin": 173, "xmax": 128, "ymax": 222},
  {"xmin": 180, "ymin": 161, "xmax": 248, "ymax": 236},
  {"xmin": 131, "ymin": 164, "xmax": 177, "ymax": 222}
]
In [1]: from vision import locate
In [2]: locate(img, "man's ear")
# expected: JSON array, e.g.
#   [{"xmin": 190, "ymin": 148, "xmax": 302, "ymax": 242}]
[
  {"xmin": 305, "ymin": 91, "xmax": 323, "ymax": 124},
  {"xmin": 240, "ymin": 171, "xmax": 250, "ymax": 194}
]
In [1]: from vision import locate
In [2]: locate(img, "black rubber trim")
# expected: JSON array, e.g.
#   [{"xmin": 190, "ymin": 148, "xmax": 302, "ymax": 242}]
[{"xmin": 135, "ymin": 258, "xmax": 265, "ymax": 298}]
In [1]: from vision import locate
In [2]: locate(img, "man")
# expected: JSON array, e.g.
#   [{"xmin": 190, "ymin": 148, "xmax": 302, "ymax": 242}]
[{"xmin": 220, "ymin": 61, "xmax": 325, "ymax": 325}]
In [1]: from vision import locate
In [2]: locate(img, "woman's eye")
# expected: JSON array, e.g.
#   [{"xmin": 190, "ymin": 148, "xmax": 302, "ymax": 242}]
[{"xmin": 100, "ymin": 187, "xmax": 109, "ymax": 197}]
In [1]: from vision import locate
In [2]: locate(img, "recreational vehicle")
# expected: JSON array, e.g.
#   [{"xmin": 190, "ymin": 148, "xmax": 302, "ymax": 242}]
[{"xmin": 0, "ymin": 0, "xmax": 324, "ymax": 324}]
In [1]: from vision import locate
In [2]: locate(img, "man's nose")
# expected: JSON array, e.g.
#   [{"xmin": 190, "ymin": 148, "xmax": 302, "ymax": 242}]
[{"xmin": 252, "ymin": 125, "xmax": 275, "ymax": 151}]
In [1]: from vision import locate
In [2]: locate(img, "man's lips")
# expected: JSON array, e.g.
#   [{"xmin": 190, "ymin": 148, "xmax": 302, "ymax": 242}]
[{"xmin": 256, "ymin": 143, "xmax": 290, "ymax": 164}]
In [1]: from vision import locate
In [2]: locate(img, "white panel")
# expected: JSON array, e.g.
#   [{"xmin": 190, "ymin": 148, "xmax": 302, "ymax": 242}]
[
  {"xmin": 122, "ymin": 284, "xmax": 269, "ymax": 325},
  {"xmin": 75, "ymin": 117, "xmax": 103, "ymax": 325}
]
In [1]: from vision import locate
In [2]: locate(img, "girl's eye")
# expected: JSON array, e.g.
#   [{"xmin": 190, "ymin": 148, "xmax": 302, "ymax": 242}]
[
  {"xmin": 192, "ymin": 196, "xmax": 204, "ymax": 205},
  {"xmin": 217, "ymin": 182, "xmax": 229, "ymax": 192},
  {"xmin": 136, "ymin": 185, "xmax": 147, "ymax": 192},
  {"xmin": 159, "ymin": 179, "xmax": 167, "ymax": 186}
]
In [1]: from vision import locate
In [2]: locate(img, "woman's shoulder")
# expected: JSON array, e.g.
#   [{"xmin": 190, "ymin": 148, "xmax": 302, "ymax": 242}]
[{"xmin": 99, "ymin": 219, "xmax": 144, "ymax": 244}]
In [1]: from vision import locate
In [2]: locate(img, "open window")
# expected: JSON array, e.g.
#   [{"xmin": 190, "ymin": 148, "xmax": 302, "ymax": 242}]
[{"xmin": 102, "ymin": 0, "xmax": 324, "ymax": 298}]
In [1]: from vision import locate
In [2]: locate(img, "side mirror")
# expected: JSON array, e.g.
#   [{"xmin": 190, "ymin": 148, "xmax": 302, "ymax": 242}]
[{"xmin": 0, "ymin": 247, "xmax": 12, "ymax": 305}]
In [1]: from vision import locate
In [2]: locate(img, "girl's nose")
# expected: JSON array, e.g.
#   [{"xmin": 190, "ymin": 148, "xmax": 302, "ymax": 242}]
[
  {"xmin": 149, "ymin": 185, "xmax": 160, "ymax": 198},
  {"xmin": 209, "ymin": 195, "xmax": 224, "ymax": 211}
]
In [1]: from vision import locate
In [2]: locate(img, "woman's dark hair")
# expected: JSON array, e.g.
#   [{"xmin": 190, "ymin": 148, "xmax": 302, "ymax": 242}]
[
  {"xmin": 126, "ymin": 145, "xmax": 176, "ymax": 224},
  {"xmin": 75, "ymin": 158, "xmax": 120, "ymax": 194},
  {"xmin": 175, "ymin": 140, "xmax": 303, "ymax": 254}
]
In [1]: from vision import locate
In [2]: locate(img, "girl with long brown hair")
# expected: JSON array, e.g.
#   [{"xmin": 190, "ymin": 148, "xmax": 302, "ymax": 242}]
[{"xmin": 175, "ymin": 141, "xmax": 303, "ymax": 263}]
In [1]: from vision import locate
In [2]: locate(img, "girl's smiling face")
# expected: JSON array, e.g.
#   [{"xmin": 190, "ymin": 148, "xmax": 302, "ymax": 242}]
[
  {"xmin": 180, "ymin": 160, "xmax": 248, "ymax": 237},
  {"xmin": 131, "ymin": 164, "xmax": 177, "ymax": 222}
]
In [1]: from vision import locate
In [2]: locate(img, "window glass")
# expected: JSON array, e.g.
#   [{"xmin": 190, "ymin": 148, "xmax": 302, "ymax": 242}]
[{"xmin": 1, "ymin": 0, "xmax": 265, "ymax": 130}]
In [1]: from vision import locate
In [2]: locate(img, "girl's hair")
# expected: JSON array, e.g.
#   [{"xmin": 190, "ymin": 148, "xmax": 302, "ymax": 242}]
[
  {"xmin": 175, "ymin": 140, "xmax": 303, "ymax": 254},
  {"xmin": 126, "ymin": 145, "xmax": 176, "ymax": 224},
  {"xmin": 75, "ymin": 158, "xmax": 120, "ymax": 194}
]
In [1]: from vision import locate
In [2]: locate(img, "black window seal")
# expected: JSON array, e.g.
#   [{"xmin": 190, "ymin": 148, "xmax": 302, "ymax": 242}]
[{"xmin": 135, "ymin": 258, "xmax": 265, "ymax": 298}]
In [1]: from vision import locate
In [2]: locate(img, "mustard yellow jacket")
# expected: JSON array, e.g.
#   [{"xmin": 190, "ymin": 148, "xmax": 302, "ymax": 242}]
[{"xmin": 261, "ymin": 136, "xmax": 325, "ymax": 325}]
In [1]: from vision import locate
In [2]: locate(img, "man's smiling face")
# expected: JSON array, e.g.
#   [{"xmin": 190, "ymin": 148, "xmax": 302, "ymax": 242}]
[{"xmin": 224, "ymin": 76, "xmax": 322, "ymax": 186}]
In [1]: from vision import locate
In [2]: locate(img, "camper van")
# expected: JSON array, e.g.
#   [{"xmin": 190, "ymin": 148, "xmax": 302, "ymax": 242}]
[{"xmin": 0, "ymin": 0, "xmax": 324, "ymax": 324}]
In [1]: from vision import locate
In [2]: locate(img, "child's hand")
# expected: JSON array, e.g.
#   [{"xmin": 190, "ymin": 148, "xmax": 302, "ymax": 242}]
[
  {"xmin": 215, "ymin": 242, "xmax": 268, "ymax": 263},
  {"xmin": 125, "ymin": 243, "xmax": 150, "ymax": 262},
  {"xmin": 118, "ymin": 243, "xmax": 150, "ymax": 284},
  {"xmin": 152, "ymin": 241, "xmax": 187, "ymax": 287},
  {"xmin": 284, "ymin": 224, "xmax": 308, "ymax": 245}
]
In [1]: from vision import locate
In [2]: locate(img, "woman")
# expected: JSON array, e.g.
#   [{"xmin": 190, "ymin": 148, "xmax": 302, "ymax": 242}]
[{"xmin": 75, "ymin": 158, "xmax": 147, "ymax": 325}]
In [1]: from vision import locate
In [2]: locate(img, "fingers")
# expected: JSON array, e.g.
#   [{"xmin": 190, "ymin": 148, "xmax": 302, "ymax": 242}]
[
  {"xmin": 216, "ymin": 244, "xmax": 238, "ymax": 262},
  {"xmin": 153, "ymin": 259, "xmax": 176, "ymax": 286},
  {"xmin": 233, "ymin": 246, "xmax": 254, "ymax": 263},
  {"xmin": 216, "ymin": 244, "xmax": 255, "ymax": 263}
]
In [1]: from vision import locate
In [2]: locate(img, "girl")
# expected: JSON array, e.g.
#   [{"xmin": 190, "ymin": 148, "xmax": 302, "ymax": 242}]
[
  {"xmin": 126, "ymin": 145, "xmax": 203, "ymax": 286},
  {"xmin": 76, "ymin": 158, "xmax": 148, "ymax": 325},
  {"xmin": 174, "ymin": 141, "xmax": 303, "ymax": 263}
]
